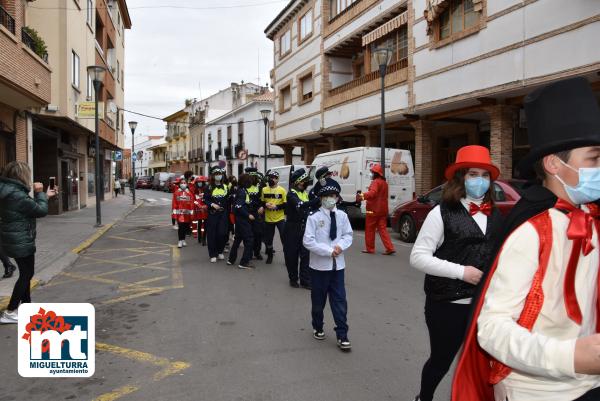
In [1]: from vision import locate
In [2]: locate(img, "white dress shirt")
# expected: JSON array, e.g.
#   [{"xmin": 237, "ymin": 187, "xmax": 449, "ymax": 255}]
[
  {"xmin": 410, "ymin": 197, "xmax": 487, "ymax": 304},
  {"xmin": 477, "ymin": 206, "xmax": 600, "ymax": 401},
  {"xmin": 303, "ymin": 207, "xmax": 353, "ymax": 271}
]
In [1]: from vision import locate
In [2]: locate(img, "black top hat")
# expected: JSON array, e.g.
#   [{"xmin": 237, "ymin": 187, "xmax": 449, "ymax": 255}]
[
  {"xmin": 517, "ymin": 77, "xmax": 600, "ymax": 178},
  {"xmin": 318, "ymin": 178, "xmax": 341, "ymax": 197}
]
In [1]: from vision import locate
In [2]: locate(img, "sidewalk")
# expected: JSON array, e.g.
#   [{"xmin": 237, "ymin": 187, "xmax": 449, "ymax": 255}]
[{"xmin": 0, "ymin": 193, "xmax": 142, "ymax": 298}]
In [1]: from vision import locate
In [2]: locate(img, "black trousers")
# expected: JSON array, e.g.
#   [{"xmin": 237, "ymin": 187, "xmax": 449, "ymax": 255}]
[
  {"xmin": 8, "ymin": 254, "xmax": 35, "ymax": 311},
  {"xmin": 197, "ymin": 219, "xmax": 207, "ymax": 244},
  {"xmin": 264, "ymin": 220, "xmax": 285, "ymax": 253},
  {"xmin": 228, "ymin": 219, "xmax": 254, "ymax": 265},
  {"xmin": 284, "ymin": 222, "xmax": 310, "ymax": 284},
  {"xmin": 206, "ymin": 211, "xmax": 228, "ymax": 258},
  {"xmin": 0, "ymin": 249, "xmax": 14, "ymax": 270},
  {"xmin": 310, "ymin": 269, "xmax": 348, "ymax": 340},
  {"xmin": 251, "ymin": 219, "xmax": 263, "ymax": 256},
  {"xmin": 419, "ymin": 297, "xmax": 470, "ymax": 401},
  {"xmin": 177, "ymin": 222, "xmax": 190, "ymax": 241},
  {"xmin": 573, "ymin": 387, "xmax": 600, "ymax": 401}
]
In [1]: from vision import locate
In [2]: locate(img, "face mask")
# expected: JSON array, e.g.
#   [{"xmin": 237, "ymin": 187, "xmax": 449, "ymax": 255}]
[
  {"xmin": 179, "ymin": 184, "xmax": 187, "ymax": 190},
  {"xmin": 319, "ymin": 178, "xmax": 327, "ymax": 186},
  {"xmin": 214, "ymin": 175, "xmax": 222, "ymax": 182},
  {"xmin": 554, "ymin": 159, "xmax": 600, "ymax": 204},
  {"xmin": 464, "ymin": 177, "xmax": 490, "ymax": 199},
  {"xmin": 322, "ymin": 196, "xmax": 337, "ymax": 210},
  {"xmin": 297, "ymin": 182, "xmax": 305, "ymax": 191}
]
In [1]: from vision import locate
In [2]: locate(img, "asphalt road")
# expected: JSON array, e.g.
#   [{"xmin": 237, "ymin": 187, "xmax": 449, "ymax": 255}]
[{"xmin": 0, "ymin": 189, "xmax": 452, "ymax": 401}]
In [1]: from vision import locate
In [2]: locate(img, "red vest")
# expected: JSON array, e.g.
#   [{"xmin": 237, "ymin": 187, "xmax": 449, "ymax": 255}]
[{"xmin": 171, "ymin": 189, "xmax": 195, "ymax": 223}]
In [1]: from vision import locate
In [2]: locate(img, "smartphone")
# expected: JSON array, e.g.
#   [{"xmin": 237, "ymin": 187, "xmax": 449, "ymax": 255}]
[
  {"xmin": 356, "ymin": 190, "xmax": 362, "ymax": 195},
  {"xmin": 49, "ymin": 177, "xmax": 56, "ymax": 190}
]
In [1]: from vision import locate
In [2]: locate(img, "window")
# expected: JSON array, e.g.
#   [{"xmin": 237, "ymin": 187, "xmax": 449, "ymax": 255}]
[
  {"xmin": 493, "ymin": 183, "xmax": 506, "ymax": 202},
  {"xmin": 299, "ymin": 9, "xmax": 313, "ymax": 42},
  {"xmin": 280, "ymin": 30, "xmax": 291, "ymax": 57},
  {"xmin": 279, "ymin": 84, "xmax": 292, "ymax": 112},
  {"xmin": 87, "ymin": 0, "xmax": 93, "ymax": 25},
  {"xmin": 299, "ymin": 73, "xmax": 313, "ymax": 103},
  {"xmin": 439, "ymin": 0, "xmax": 478, "ymax": 40},
  {"xmin": 71, "ymin": 51, "xmax": 80, "ymax": 88},
  {"xmin": 87, "ymin": 72, "xmax": 93, "ymax": 99},
  {"xmin": 329, "ymin": 0, "xmax": 358, "ymax": 20},
  {"xmin": 369, "ymin": 26, "xmax": 408, "ymax": 72}
]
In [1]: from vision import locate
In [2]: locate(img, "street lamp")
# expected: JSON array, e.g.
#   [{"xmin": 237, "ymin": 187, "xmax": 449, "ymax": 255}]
[
  {"xmin": 129, "ymin": 121, "xmax": 138, "ymax": 205},
  {"xmin": 87, "ymin": 65, "xmax": 106, "ymax": 227},
  {"xmin": 260, "ymin": 109, "xmax": 271, "ymax": 174},
  {"xmin": 374, "ymin": 47, "xmax": 392, "ymax": 179}
]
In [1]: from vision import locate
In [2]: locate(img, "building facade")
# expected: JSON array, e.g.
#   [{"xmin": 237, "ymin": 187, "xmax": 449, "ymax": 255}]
[
  {"xmin": 164, "ymin": 108, "xmax": 190, "ymax": 174},
  {"xmin": 147, "ymin": 142, "xmax": 168, "ymax": 175},
  {"xmin": 26, "ymin": 0, "xmax": 131, "ymax": 213},
  {"xmin": 132, "ymin": 135, "xmax": 164, "ymax": 177},
  {"xmin": 204, "ymin": 91, "xmax": 302, "ymax": 177},
  {"xmin": 0, "ymin": 0, "xmax": 51, "ymax": 176},
  {"xmin": 266, "ymin": 0, "xmax": 600, "ymax": 194}
]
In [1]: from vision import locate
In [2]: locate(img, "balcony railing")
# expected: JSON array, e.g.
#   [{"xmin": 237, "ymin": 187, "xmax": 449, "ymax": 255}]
[
  {"xmin": 166, "ymin": 152, "xmax": 172, "ymax": 161},
  {"xmin": 234, "ymin": 143, "xmax": 244, "ymax": 158},
  {"xmin": 205, "ymin": 151, "xmax": 212, "ymax": 162},
  {"xmin": 215, "ymin": 147, "xmax": 222, "ymax": 158},
  {"xmin": 196, "ymin": 148, "xmax": 204, "ymax": 162},
  {"xmin": 21, "ymin": 27, "xmax": 48, "ymax": 62},
  {"xmin": 0, "ymin": 6, "xmax": 15, "ymax": 34},
  {"xmin": 329, "ymin": 59, "xmax": 408, "ymax": 97},
  {"xmin": 224, "ymin": 147, "xmax": 232, "ymax": 159}
]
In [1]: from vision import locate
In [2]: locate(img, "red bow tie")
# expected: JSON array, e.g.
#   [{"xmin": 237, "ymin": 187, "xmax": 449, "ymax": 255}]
[
  {"xmin": 554, "ymin": 199, "xmax": 598, "ymax": 326},
  {"xmin": 469, "ymin": 202, "xmax": 492, "ymax": 216}
]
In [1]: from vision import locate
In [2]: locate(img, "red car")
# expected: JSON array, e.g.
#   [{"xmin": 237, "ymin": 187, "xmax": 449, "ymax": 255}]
[
  {"xmin": 135, "ymin": 176, "xmax": 153, "ymax": 189},
  {"xmin": 391, "ymin": 180, "xmax": 527, "ymax": 243}
]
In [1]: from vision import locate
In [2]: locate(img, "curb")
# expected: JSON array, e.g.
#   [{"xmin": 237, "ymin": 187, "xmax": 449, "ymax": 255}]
[{"xmin": 0, "ymin": 200, "xmax": 144, "ymax": 307}]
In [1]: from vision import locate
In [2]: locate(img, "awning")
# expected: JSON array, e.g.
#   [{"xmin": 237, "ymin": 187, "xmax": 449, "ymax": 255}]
[{"xmin": 362, "ymin": 11, "xmax": 408, "ymax": 47}]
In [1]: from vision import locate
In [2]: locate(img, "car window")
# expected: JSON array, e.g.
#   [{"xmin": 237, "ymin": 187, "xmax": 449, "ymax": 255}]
[
  {"xmin": 427, "ymin": 187, "xmax": 443, "ymax": 204},
  {"xmin": 493, "ymin": 183, "xmax": 506, "ymax": 201}
]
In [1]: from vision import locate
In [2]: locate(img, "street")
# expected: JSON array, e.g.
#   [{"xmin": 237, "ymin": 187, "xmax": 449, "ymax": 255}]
[{"xmin": 0, "ymin": 190, "xmax": 450, "ymax": 401}]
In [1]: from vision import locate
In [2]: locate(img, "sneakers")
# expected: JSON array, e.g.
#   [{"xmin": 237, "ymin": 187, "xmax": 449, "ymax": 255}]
[
  {"xmin": 177, "ymin": 241, "xmax": 183, "ymax": 248},
  {"xmin": 337, "ymin": 338, "xmax": 352, "ymax": 351},
  {"xmin": 210, "ymin": 257, "xmax": 217, "ymax": 263},
  {"xmin": 2, "ymin": 264, "xmax": 16, "ymax": 279},
  {"xmin": 312, "ymin": 330, "xmax": 325, "ymax": 340},
  {"xmin": 361, "ymin": 250, "xmax": 374, "ymax": 254},
  {"xmin": 217, "ymin": 254, "xmax": 225, "ymax": 260},
  {"xmin": 0, "ymin": 310, "xmax": 18, "ymax": 324},
  {"xmin": 382, "ymin": 250, "xmax": 395, "ymax": 255},
  {"xmin": 238, "ymin": 263, "xmax": 255, "ymax": 269},
  {"xmin": 172, "ymin": 224, "xmax": 178, "ymax": 230},
  {"xmin": 182, "ymin": 240, "xmax": 187, "ymax": 247},
  {"xmin": 226, "ymin": 260, "xmax": 233, "ymax": 265}
]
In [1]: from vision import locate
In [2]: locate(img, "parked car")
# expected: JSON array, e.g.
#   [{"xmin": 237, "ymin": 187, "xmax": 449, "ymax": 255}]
[
  {"xmin": 152, "ymin": 172, "xmax": 170, "ymax": 191},
  {"xmin": 391, "ymin": 180, "xmax": 526, "ymax": 243},
  {"xmin": 135, "ymin": 176, "xmax": 153, "ymax": 189},
  {"xmin": 165, "ymin": 172, "xmax": 183, "ymax": 193}
]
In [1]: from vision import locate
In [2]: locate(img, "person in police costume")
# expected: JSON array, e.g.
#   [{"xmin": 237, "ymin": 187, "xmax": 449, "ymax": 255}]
[
  {"xmin": 245, "ymin": 167, "xmax": 265, "ymax": 260},
  {"xmin": 284, "ymin": 168, "xmax": 319, "ymax": 289},
  {"xmin": 226, "ymin": 174, "xmax": 256, "ymax": 269},
  {"xmin": 261, "ymin": 170, "xmax": 287, "ymax": 264},
  {"xmin": 204, "ymin": 167, "xmax": 230, "ymax": 263}
]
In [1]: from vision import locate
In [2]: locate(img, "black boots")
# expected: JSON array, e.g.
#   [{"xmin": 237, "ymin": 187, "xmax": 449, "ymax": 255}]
[
  {"xmin": 2, "ymin": 263, "xmax": 16, "ymax": 279},
  {"xmin": 266, "ymin": 249, "xmax": 273, "ymax": 264}
]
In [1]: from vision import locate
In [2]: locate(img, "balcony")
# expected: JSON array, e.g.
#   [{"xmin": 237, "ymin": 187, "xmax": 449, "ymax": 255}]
[
  {"xmin": 234, "ymin": 143, "xmax": 244, "ymax": 158},
  {"xmin": 205, "ymin": 151, "xmax": 212, "ymax": 162},
  {"xmin": 224, "ymin": 147, "xmax": 232, "ymax": 159},
  {"xmin": 22, "ymin": 27, "xmax": 48, "ymax": 62},
  {"xmin": 165, "ymin": 133, "xmax": 173, "ymax": 142},
  {"xmin": 325, "ymin": 59, "xmax": 408, "ymax": 109},
  {"xmin": 196, "ymin": 148, "xmax": 204, "ymax": 162},
  {"xmin": 166, "ymin": 152, "xmax": 171, "ymax": 161},
  {"xmin": 215, "ymin": 147, "xmax": 222, "ymax": 158},
  {"xmin": 0, "ymin": 6, "xmax": 15, "ymax": 34}
]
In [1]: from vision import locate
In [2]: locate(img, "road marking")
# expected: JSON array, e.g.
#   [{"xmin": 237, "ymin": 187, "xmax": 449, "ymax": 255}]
[
  {"xmin": 93, "ymin": 343, "xmax": 191, "ymax": 401},
  {"xmin": 171, "ymin": 247, "xmax": 184, "ymax": 288},
  {"xmin": 109, "ymin": 235, "xmax": 176, "ymax": 247},
  {"xmin": 353, "ymin": 231, "xmax": 413, "ymax": 248},
  {"xmin": 99, "ymin": 288, "xmax": 167, "ymax": 305},
  {"xmin": 71, "ymin": 223, "xmax": 115, "ymax": 254},
  {"xmin": 0, "ymin": 279, "xmax": 39, "ymax": 309}
]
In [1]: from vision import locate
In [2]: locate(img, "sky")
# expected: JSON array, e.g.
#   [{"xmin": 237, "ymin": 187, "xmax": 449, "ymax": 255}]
[{"xmin": 123, "ymin": 0, "xmax": 288, "ymax": 146}]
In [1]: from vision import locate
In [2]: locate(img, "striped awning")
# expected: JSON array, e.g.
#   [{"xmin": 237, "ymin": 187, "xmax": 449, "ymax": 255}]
[{"xmin": 362, "ymin": 11, "xmax": 408, "ymax": 47}]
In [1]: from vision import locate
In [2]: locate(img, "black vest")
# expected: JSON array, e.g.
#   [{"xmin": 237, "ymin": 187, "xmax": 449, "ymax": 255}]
[{"xmin": 424, "ymin": 201, "xmax": 502, "ymax": 302}]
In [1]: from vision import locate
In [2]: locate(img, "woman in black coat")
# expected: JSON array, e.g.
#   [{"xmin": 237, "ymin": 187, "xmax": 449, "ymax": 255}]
[{"xmin": 0, "ymin": 162, "xmax": 57, "ymax": 324}]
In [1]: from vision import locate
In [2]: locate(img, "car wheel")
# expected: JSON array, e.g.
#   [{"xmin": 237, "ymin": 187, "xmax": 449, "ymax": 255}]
[{"xmin": 398, "ymin": 215, "xmax": 417, "ymax": 243}]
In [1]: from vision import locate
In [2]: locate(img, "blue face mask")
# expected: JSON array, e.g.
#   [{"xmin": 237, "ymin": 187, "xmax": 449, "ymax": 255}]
[
  {"xmin": 464, "ymin": 177, "xmax": 490, "ymax": 199},
  {"xmin": 554, "ymin": 160, "xmax": 600, "ymax": 205}
]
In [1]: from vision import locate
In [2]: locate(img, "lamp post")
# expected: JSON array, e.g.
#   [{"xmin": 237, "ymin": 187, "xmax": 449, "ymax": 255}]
[
  {"xmin": 87, "ymin": 65, "xmax": 106, "ymax": 227},
  {"xmin": 129, "ymin": 121, "xmax": 138, "ymax": 205},
  {"xmin": 374, "ymin": 47, "xmax": 392, "ymax": 179},
  {"xmin": 260, "ymin": 109, "xmax": 271, "ymax": 174}
]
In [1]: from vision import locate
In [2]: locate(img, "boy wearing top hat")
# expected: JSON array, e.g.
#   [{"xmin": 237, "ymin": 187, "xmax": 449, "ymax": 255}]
[
  {"xmin": 303, "ymin": 178, "xmax": 354, "ymax": 351},
  {"xmin": 452, "ymin": 77, "xmax": 600, "ymax": 401}
]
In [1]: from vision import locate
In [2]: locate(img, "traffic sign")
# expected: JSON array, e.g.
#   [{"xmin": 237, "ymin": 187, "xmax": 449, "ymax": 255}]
[
  {"xmin": 137, "ymin": 151, "xmax": 143, "ymax": 159},
  {"xmin": 132, "ymin": 153, "xmax": 137, "ymax": 162},
  {"xmin": 238, "ymin": 149, "xmax": 248, "ymax": 160},
  {"xmin": 114, "ymin": 151, "xmax": 123, "ymax": 161}
]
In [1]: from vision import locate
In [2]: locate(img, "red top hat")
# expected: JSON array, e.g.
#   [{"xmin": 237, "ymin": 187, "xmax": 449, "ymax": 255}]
[
  {"xmin": 444, "ymin": 145, "xmax": 500, "ymax": 181},
  {"xmin": 370, "ymin": 164, "xmax": 384, "ymax": 176}
]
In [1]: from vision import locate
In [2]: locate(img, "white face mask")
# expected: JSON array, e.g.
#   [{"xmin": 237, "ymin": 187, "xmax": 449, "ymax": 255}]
[
  {"xmin": 214, "ymin": 175, "xmax": 222, "ymax": 182},
  {"xmin": 319, "ymin": 178, "xmax": 327, "ymax": 186},
  {"xmin": 179, "ymin": 184, "xmax": 187, "ymax": 190},
  {"xmin": 322, "ymin": 196, "xmax": 337, "ymax": 210}
]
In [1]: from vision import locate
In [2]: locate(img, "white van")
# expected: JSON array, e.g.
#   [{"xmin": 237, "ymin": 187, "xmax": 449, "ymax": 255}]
[
  {"xmin": 268, "ymin": 165, "xmax": 316, "ymax": 191},
  {"xmin": 311, "ymin": 147, "xmax": 415, "ymax": 219}
]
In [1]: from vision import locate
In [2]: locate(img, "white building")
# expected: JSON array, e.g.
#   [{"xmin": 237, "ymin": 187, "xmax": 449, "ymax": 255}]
[
  {"xmin": 133, "ymin": 135, "xmax": 164, "ymax": 177},
  {"xmin": 204, "ymin": 91, "xmax": 302, "ymax": 177},
  {"xmin": 265, "ymin": 0, "xmax": 600, "ymax": 194}
]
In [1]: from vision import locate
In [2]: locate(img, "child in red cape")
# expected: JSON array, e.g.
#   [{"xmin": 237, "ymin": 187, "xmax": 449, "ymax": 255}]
[{"xmin": 452, "ymin": 78, "xmax": 600, "ymax": 401}]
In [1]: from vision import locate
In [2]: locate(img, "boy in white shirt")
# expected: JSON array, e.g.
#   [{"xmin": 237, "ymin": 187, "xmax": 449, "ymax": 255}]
[{"xmin": 303, "ymin": 178, "xmax": 354, "ymax": 351}]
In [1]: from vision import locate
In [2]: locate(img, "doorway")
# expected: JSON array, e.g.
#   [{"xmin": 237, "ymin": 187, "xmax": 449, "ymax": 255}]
[{"xmin": 61, "ymin": 159, "xmax": 79, "ymax": 211}]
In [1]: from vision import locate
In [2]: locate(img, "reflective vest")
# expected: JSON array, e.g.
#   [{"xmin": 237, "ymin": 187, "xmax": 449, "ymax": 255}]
[{"xmin": 261, "ymin": 186, "xmax": 286, "ymax": 223}]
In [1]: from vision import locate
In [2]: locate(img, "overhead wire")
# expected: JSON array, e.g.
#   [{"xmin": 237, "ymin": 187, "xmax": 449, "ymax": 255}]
[{"xmin": 119, "ymin": 107, "xmax": 268, "ymax": 127}]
